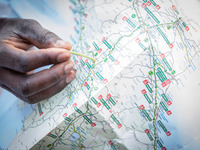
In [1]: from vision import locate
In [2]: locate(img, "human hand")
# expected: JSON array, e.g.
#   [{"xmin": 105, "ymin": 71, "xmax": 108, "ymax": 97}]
[{"xmin": 0, "ymin": 18, "xmax": 76, "ymax": 104}]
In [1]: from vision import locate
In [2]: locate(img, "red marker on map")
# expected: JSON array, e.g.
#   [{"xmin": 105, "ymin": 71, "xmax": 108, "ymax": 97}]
[
  {"xmin": 108, "ymin": 140, "xmax": 113, "ymax": 145},
  {"xmin": 166, "ymin": 131, "xmax": 171, "ymax": 136},
  {"xmin": 162, "ymin": 147, "xmax": 167, "ymax": 150},
  {"xmin": 91, "ymin": 123, "xmax": 96, "ymax": 127},
  {"xmin": 141, "ymin": 89, "xmax": 147, "ymax": 94},
  {"xmin": 103, "ymin": 79, "xmax": 108, "ymax": 84},
  {"xmin": 146, "ymin": 1, "xmax": 151, "ymax": 6},
  {"xmin": 85, "ymin": 59, "xmax": 88, "ymax": 64},
  {"xmin": 167, "ymin": 101, "xmax": 172, "ymax": 106},
  {"xmin": 166, "ymin": 79, "xmax": 171, "ymax": 85},
  {"xmin": 172, "ymin": 5, "xmax": 176, "ymax": 10},
  {"xmin": 160, "ymin": 53, "xmax": 165, "ymax": 59},
  {"xmin": 169, "ymin": 43, "xmax": 173, "ymax": 49},
  {"xmin": 140, "ymin": 105, "xmax": 145, "ymax": 110},
  {"xmin": 118, "ymin": 124, "xmax": 122, "ymax": 129},
  {"xmin": 135, "ymin": 38, "xmax": 141, "ymax": 43},
  {"xmin": 98, "ymin": 95, "xmax": 103, "ymax": 100},
  {"xmin": 162, "ymin": 82, "xmax": 167, "ymax": 87},
  {"xmin": 143, "ymin": 80, "xmax": 149, "ymax": 85},
  {"xmin": 122, "ymin": 16, "xmax": 127, "ymax": 21},
  {"xmin": 167, "ymin": 110, "xmax": 172, "ymax": 116},
  {"xmin": 114, "ymin": 60, "xmax": 120, "ymax": 65},
  {"xmin": 98, "ymin": 48, "xmax": 102, "ymax": 53},
  {"xmin": 156, "ymin": 5, "xmax": 161, "ymax": 10},
  {"xmin": 185, "ymin": 26, "xmax": 190, "ymax": 31},
  {"xmin": 97, "ymin": 102, "xmax": 101, "ymax": 108},
  {"xmin": 145, "ymin": 129, "xmax": 150, "ymax": 134},
  {"xmin": 107, "ymin": 94, "xmax": 111, "ymax": 99},
  {"xmin": 84, "ymin": 82, "xmax": 87, "ymax": 87},
  {"xmin": 141, "ymin": 3, "xmax": 147, "ymax": 8},
  {"xmin": 63, "ymin": 113, "xmax": 67, "ymax": 118},
  {"xmin": 72, "ymin": 103, "xmax": 77, "ymax": 108}
]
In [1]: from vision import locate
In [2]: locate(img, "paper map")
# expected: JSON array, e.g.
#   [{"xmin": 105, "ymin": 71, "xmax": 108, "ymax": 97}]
[{"xmin": 1, "ymin": 0, "xmax": 200, "ymax": 149}]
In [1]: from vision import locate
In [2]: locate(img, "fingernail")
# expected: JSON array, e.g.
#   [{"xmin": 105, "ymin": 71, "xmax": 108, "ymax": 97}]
[
  {"xmin": 64, "ymin": 62, "xmax": 74, "ymax": 73},
  {"xmin": 54, "ymin": 40, "xmax": 68, "ymax": 48},
  {"xmin": 66, "ymin": 72, "xmax": 75, "ymax": 83},
  {"xmin": 57, "ymin": 52, "xmax": 70, "ymax": 62}
]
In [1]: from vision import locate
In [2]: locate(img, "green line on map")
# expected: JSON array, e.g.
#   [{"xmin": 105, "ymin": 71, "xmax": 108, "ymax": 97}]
[
  {"xmin": 161, "ymin": 94, "xmax": 168, "ymax": 102},
  {"xmin": 65, "ymin": 117, "xmax": 71, "ymax": 122},
  {"xmin": 37, "ymin": 103, "xmax": 42, "ymax": 114},
  {"xmin": 109, "ymin": 97, "xmax": 116, "ymax": 106},
  {"xmin": 100, "ymin": 98, "xmax": 111, "ymax": 110},
  {"xmin": 48, "ymin": 133, "xmax": 57, "ymax": 139},
  {"xmin": 163, "ymin": 58, "xmax": 172, "ymax": 71},
  {"xmin": 96, "ymin": 72, "xmax": 104, "ymax": 81},
  {"xmin": 139, "ymin": 42, "xmax": 146, "ymax": 50},
  {"xmin": 83, "ymin": 115, "xmax": 93, "ymax": 124},
  {"xmin": 160, "ymin": 102, "xmax": 168, "ymax": 112},
  {"xmin": 157, "ymin": 140, "xmax": 163, "ymax": 148},
  {"xmin": 111, "ymin": 114, "xmax": 120, "ymax": 125},
  {"xmin": 109, "ymin": 55, "xmax": 115, "ymax": 62},
  {"xmin": 111, "ymin": 145, "xmax": 117, "ymax": 150},
  {"xmin": 142, "ymin": 109, "xmax": 152, "ymax": 121},
  {"xmin": 158, "ymin": 120, "xmax": 167, "ymax": 132},
  {"xmin": 145, "ymin": 7, "xmax": 160, "ymax": 24},
  {"xmin": 126, "ymin": 18, "xmax": 136, "ymax": 28},
  {"xmin": 92, "ymin": 41, "xmax": 99, "ymax": 51},
  {"xmin": 74, "ymin": 107, "xmax": 83, "ymax": 114},
  {"xmin": 150, "ymin": 0, "xmax": 157, "ymax": 6},
  {"xmin": 103, "ymin": 39, "xmax": 112, "ymax": 49},
  {"xmin": 158, "ymin": 67, "xmax": 167, "ymax": 80},
  {"xmin": 146, "ymin": 84, "xmax": 153, "ymax": 93},
  {"xmin": 80, "ymin": 59, "xmax": 85, "ymax": 66},
  {"xmin": 157, "ymin": 27, "xmax": 170, "ymax": 45},
  {"xmin": 156, "ymin": 72, "xmax": 164, "ymax": 82},
  {"xmin": 91, "ymin": 97, "xmax": 98, "ymax": 105},
  {"xmin": 144, "ymin": 94, "xmax": 152, "ymax": 104},
  {"xmin": 84, "ymin": 41, "xmax": 89, "ymax": 48},
  {"xmin": 147, "ymin": 133, "xmax": 154, "ymax": 141}
]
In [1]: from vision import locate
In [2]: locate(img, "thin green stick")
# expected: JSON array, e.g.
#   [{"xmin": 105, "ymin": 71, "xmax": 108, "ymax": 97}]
[{"xmin": 69, "ymin": 51, "xmax": 96, "ymax": 63}]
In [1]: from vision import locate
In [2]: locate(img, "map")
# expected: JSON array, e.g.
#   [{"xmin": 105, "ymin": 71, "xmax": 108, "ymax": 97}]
[{"xmin": 0, "ymin": 0, "xmax": 200, "ymax": 149}]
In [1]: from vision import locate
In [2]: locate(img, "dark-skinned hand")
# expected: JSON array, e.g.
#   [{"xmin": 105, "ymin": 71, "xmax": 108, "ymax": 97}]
[{"xmin": 0, "ymin": 18, "xmax": 76, "ymax": 104}]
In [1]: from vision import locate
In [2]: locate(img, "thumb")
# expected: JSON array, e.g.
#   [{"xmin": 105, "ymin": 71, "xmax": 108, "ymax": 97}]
[{"xmin": 15, "ymin": 19, "xmax": 72, "ymax": 50}]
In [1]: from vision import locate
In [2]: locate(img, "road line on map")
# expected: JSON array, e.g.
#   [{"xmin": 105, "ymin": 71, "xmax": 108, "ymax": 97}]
[
  {"xmin": 133, "ymin": 0, "xmax": 158, "ymax": 148},
  {"xmin": 49, "ymin": 102, "xmax": 90, "ymax": 150},
  {"xmin": 147, "ymin": 31, "xmax": 158, "ymax": 150},
  {"xmin": 174, "ymin": 22, "xmax": 191, "ymax": 65}
]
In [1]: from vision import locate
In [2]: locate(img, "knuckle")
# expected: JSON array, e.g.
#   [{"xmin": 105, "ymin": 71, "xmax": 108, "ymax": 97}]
[
  {"xmin": 19, "ymin": 80, "xmax": 31, "ymax": 97},
  {"xmin": 51, "ymin": 71, "xmax": 62, "ymax": 82},
  {"xmin": 22, "ymin": 96, "xmax": 36, "ymax": 104},
  {"xmin": 40, "ymin": 31, "xmax": 58, "ymax": 47},
  {"xmin": 56, "ymin": 81, "xmax": 66, "ymax": 92},
  {"xmin": 24, "ymin": 97, "xmax": 37, "ymax": 104},
  {"xmin": 16, "ymin": 55, "xmax": 29, "ymax": 72},
  {"xmin": 42, "ymin": 50, "xmax": 52, "ymax": 64},
  {"xmin": 17, "ymin": 19, "xmax": 40, "ymax": 33},
  {"xmin": 22, "ymin": 19, "xmax": 40, "ymax": 29},
  {"xmin": 24, "ymin": 94, "xmax": 42, "ymax": 104},
  {"xmin": 26, "ymin": 19, "xmax": 39, "ymax": 25}
]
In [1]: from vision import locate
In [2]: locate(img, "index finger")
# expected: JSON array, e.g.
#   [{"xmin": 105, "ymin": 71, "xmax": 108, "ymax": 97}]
[{"xmin": 0, "ymin": 45, "xmax": 71, "ymax": 73}]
